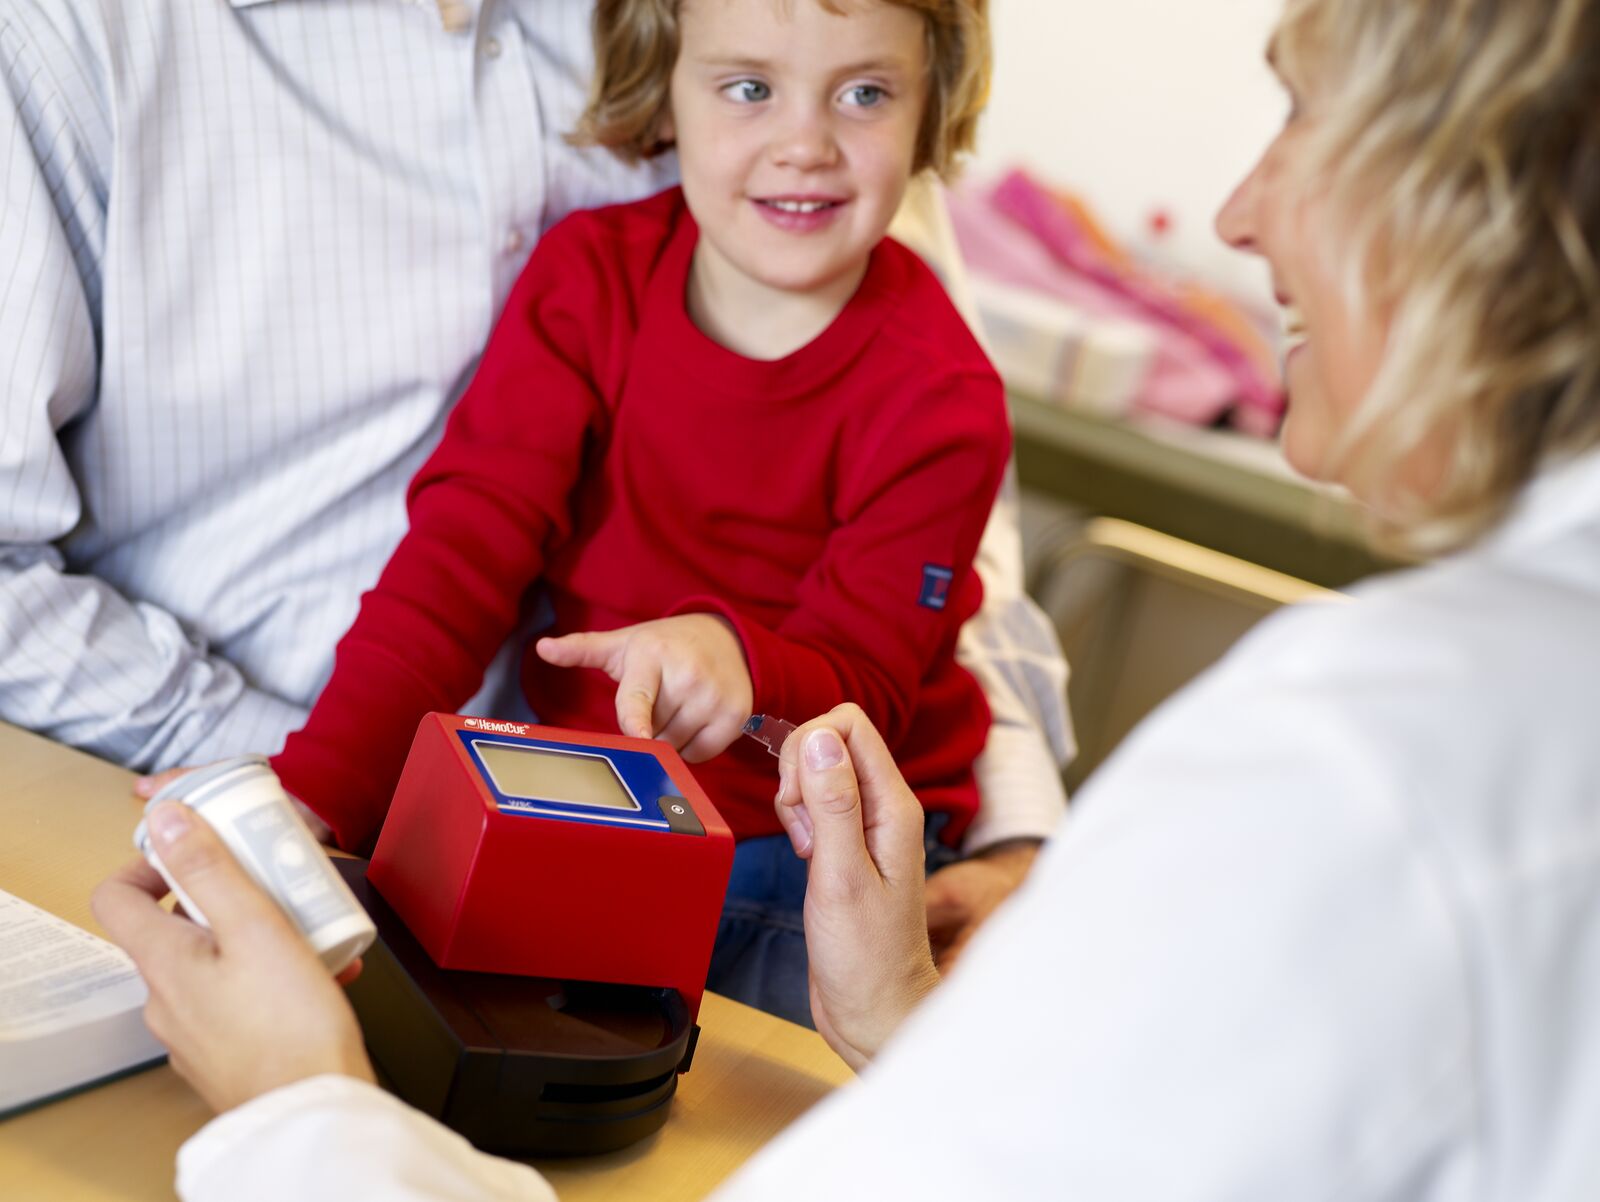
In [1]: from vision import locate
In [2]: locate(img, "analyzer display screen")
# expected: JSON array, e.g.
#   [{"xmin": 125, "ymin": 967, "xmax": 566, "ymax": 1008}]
[{"xmin": 475, "ymin": 743, "xmax": 641, "ymax": 811}]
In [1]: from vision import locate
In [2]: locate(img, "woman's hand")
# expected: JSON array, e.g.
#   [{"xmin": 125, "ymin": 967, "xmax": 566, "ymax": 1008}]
[
  {"xmin": 536, "ymin": 614, "xmax": 753, "ymax": 762},
  {"xmin": 92, "ymin": 802, "xmax": 375, "ymax": 1114},
  {"xmin": 775, "ymin": 704, "xmax": 941, "ymax": 1071}
]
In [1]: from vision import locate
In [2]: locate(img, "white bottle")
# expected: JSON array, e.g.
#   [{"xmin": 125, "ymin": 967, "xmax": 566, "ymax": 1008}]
[{"xmin": 133, "ymin": 756, "xmax": 376, "ymax": 974}]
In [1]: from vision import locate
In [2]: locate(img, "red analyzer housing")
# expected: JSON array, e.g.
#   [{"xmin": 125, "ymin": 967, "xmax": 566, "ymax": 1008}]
[{"xmin": 368, "ymin": 712, "xmax": 734, "ymax": 1020}]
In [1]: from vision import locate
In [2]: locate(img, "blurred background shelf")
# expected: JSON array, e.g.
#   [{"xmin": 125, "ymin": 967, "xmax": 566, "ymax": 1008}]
[{"xmin": 1009, "ymin": 392, "xmax": 1401, "ymax": 589}]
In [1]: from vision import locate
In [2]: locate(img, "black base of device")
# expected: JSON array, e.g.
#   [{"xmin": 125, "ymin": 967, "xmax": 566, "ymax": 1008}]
[{"xmin": 334, "ymin": 858, "xmax": 698, "ymax": 1157}]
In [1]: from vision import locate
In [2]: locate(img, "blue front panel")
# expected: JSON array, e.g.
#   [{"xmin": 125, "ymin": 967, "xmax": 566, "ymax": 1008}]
[{"xmin": 456, "ymin": 730, "xmax": 686, "ymax": 833}]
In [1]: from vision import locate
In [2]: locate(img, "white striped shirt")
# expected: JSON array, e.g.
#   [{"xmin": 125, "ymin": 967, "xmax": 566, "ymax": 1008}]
[{"xmin": 0, "ymin": 0, "xmax": 1070, "ymax": 846}]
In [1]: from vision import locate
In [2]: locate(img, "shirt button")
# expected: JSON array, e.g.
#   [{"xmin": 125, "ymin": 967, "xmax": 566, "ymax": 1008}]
[
  {"xmin": 503, "ymin": 229, "xmax": 525, "ymax": 255},
  {"xmin": 483, "ymin": 36, "xmax": 502, "ymax": 59}
]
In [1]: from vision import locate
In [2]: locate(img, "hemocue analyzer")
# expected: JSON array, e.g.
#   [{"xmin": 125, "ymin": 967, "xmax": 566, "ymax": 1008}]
[
  {"xmin": 368, "ymin": 713, "xmax": 734, "ymax": 1019},
  {"xmin": 337, "ymin": 713, "xmax": 734, "ymax": 1156}
]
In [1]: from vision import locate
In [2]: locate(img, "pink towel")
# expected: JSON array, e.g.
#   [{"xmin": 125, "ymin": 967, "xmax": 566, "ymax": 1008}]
[{"xmin": 951, "ymin": 171, "xmax": 1283, "ymax": 435}]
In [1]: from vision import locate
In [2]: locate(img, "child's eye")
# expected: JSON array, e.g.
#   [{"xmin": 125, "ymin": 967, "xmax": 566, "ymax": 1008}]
[
  {"xmin": 841, "ymin": 84, "xmax": 887, "ymax": 108},
  {"xmin": 722, "ymin": 79, "xmax": 771, "ymax": 103}
]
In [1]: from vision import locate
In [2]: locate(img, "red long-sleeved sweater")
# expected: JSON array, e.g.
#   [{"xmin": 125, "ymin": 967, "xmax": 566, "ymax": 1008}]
[{"xmin": 272, "ymin": 188, "xmax": 1011, "ymax": 853}]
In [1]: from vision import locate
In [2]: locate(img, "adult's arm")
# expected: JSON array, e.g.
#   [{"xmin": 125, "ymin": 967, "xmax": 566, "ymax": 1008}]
[
  {"xmin": 889, "ymin": 180, "xmax": 1074, "ymax": 965},
  {"xmin": 0, "ymin": 10, "xmax": 306, "ymax": 771},
  {"xmin": 921, "ymin": 470, "xmax": 1075, "ymax": 964},
  {"xmin": 955, "ymin": 470, "xmax": 1075, "ymax": 844},
  {"xmin": 714, "ymin": 614, "xmax": 1472, "ymax": 1200},
  {"xmin": 93, "ymin": 803, "xmax": 555, "ymax": 1202},
  {"xmin": 176, "ymin": 1075, "xmax": 556, "ymax": 1202}
]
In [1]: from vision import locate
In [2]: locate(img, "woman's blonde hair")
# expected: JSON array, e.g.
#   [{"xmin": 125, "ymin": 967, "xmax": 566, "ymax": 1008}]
[
  {"xmin": 1274, "ymin": 0, "xmax": 1600, "ymax": 554},
  {"xmin": 572, "ymin": 0, "xmax": 990, "ymax": 178}
]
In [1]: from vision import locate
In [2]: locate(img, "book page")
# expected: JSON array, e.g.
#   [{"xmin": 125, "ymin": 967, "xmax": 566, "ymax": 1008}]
[{"xmin": 0, "ymin": 890, "xmax": 150, "ymax": 1040}]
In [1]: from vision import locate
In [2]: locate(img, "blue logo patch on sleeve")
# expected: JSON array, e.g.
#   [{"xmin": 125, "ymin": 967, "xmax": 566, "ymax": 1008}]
[{"xmin": 918, "ymin": 564, "xmax": 954, "ymax": 610}]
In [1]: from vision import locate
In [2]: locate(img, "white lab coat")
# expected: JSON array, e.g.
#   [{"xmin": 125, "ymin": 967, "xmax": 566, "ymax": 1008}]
[{"xmin": 178, "ymin": 451, "xmax": 1600, "ymax": 1201}]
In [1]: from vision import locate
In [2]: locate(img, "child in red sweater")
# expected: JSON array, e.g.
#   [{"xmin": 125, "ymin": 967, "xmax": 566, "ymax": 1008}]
[{"xmin": 272, "ymin": 0, "xmax": 1005, "ymax": 1018}]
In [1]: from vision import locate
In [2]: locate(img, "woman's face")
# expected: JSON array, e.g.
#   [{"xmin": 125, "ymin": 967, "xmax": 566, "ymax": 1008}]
[{"xmin": 1215, "ymin": 55, "xmax": 1390, "ymax": 488}]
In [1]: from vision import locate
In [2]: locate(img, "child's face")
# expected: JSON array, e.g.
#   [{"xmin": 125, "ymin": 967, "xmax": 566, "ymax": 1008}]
[{"xmin": 666, "ymin": 0, "xmax": 928, "ymax": 302}]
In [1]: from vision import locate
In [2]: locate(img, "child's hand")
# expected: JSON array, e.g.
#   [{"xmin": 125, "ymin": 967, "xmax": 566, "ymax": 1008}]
[{"xmin": 535, "ymin": 614, "xmax": 753, "ymax": 762}]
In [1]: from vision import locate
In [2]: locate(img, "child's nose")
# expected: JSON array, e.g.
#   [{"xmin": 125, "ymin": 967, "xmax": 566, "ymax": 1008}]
[{"xmin": 771, "ymin": 107, "xmax": 839, "ymax": 171}]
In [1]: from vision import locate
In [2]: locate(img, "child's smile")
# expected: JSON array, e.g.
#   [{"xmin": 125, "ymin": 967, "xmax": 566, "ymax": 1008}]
[{"xmin": 751, "ymin": 192, "xmax": 852, "ymax": 233}]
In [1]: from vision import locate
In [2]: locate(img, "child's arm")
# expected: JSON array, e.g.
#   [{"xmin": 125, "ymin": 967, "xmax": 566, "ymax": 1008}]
[
  {"xmin": 541, "ymin": 369, "xmax": 1010, "ymax": 760},
  {"xmin": 269, "ymin": 233, "xmax": 613, "ymax": 852},
  {"xmin": 687, "ymin": 371, "xmax": 1011, "ymax": 745}
]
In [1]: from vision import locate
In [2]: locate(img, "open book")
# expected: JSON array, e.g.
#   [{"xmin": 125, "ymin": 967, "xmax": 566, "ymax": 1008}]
[{"xmin": 0, "ymin": 889, "xmax": 167, "ymax": 1117}]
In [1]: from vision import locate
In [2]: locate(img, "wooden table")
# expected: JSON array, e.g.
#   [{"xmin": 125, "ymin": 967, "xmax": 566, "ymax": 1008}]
[{"xmin": 0, "ymin": 723, "xmax": 851, "ymax": 1201}]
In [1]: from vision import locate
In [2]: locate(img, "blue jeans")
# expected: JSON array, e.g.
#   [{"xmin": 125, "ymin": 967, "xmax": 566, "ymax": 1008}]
[{"xmin": 706, "ymin": 815, "xmax": 959, "ymax": 1028}]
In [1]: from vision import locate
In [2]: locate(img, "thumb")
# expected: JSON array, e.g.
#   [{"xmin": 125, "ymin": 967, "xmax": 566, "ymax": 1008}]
[
  {"xmin": 142, "ymin": 803, "xmax": 297, "ymax": 943},
  {"xmin": 780, "ymin": 705, "xmax": 925, "ymax": 889},
  {"xmin": 794, "ymin": 727, "xmax": 873, "ymax": 881},
  {"xmin": 535, "ymin": 630, "xmax": 625, "ymax": 676}
]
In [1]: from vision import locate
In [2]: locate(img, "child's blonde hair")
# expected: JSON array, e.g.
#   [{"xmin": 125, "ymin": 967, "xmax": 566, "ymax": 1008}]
[{"xmin": 572, "ymin": 0, "xmax": 990, "ymax": 178}]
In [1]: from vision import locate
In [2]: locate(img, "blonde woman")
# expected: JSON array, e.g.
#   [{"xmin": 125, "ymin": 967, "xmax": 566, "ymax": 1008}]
[{"xmin": 96, "ymin": 0, "xmax": 1600, "ymax": 1197}]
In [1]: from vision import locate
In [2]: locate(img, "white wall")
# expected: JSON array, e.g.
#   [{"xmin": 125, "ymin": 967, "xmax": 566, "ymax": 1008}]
[{"xmin": 971, "ymin": 0, "xmax": 1287, "ymax": 302}]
